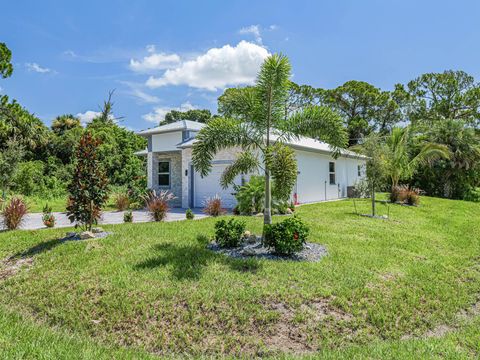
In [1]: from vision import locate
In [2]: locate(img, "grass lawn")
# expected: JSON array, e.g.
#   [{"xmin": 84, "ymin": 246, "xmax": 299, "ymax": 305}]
[
  {"xmin": 0, "ymin": 196, "xmax": 479, "ymax": 358},
  {"xmin": 5, "ymin": 194, "xmax": 119, "ymax": 213}
]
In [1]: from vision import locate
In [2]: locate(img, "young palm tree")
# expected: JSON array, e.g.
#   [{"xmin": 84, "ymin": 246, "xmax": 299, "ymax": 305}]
[
  {"xmin": 192, "ymin": 54, "xmax": 347, "ymax": 226},
  {"xmin": 384, "ymin": 127, "xmax": 450, "ymax": 189}
]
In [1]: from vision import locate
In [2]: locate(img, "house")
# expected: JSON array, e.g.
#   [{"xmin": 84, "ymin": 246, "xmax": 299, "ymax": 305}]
[{"xmin": 137, "ymin": 120, "xmax": 367, "ymax": 208}]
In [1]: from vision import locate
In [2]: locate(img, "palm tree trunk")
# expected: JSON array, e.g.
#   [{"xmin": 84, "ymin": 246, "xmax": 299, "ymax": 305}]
[
  {"xmin": 371, "ymin": 181, "xmax": 376, "ymax": 217},
  {"xmin": 264, "ymin": 167, "xmax": 272, "ymax": 225}
]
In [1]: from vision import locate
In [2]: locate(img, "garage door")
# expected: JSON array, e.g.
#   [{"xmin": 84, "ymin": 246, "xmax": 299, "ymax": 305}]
[{"xmin": 193, "ymin": 163, "xmax": 240, "ymax": 208}]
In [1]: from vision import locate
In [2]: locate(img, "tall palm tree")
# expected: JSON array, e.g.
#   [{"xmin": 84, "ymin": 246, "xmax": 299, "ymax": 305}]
[
  {"xmin": 384, "ymin": 127, "xmax": 450, "ymax": 189},
  {"xmin": 192, "ymin": 54, "xmax": 347, "ymax": 226}
]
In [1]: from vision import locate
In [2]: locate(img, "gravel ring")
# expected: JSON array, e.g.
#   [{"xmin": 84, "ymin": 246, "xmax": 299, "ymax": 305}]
[
  {"xmin": 62, "ymin": 231, "xmax": 113, "ymax": 241},
  {"xmin": 207, "ymin": 240, "xmax": 327, "ymax": 262}
]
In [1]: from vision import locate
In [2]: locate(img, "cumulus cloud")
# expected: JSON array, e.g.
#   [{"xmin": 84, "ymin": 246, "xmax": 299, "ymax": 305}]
[
  {"xmin": 142, "ymin": 102, "xmax": 196, "ymax": 123},
  {"xmin": 25, "ymin": 62, "xmax": 53, "ymax": 74},
  {"xmin": 145, "ymin": 41, "xmax": 270, "ymax": 91},
  {"xmin": 129, "ymin": 45, "xmax": 181, "ymax": 73},
  {"xmin": 76, "ymin": 110, "xmax": 102, "ymax": 124},
  {"xmin": 239, "ymin": 25, "xmax": 262, "ymax": 44}
]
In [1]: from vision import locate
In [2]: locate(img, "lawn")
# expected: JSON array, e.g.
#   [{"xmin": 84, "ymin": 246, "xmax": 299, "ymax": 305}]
[{"xmin": 0, "ymin": 197, "xmax": 479, "ymax": 358}]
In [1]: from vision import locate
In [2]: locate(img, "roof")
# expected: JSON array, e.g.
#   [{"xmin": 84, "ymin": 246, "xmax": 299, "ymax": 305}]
[
  {"xmin": 137, "ymin": 119, "xmax": 205, "ymax": 136},
  {"xmin": 177, "ymin": 132, "xmax": 367, "ymax": 159},
  {"xmin": 138, "ymin": 120, "xmax": 367, "ymax": 159}
]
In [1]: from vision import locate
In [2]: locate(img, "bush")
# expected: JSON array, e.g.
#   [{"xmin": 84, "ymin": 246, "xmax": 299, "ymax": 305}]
[
  {"xmin": 115, "ymin": 193, "xmax": 130, "ymax": 211},
  {"xmin": 264, "ymin": 216, "xmax": 310, "ymax": 256},
  {"xmin": 143, "ymin": 190, "xmax": 176, "ymax": 222},
  {"xmin": 234, "ymin": 175, "xmax": 265, "ymax": 215},
  {"xmin": 42, "ymin": 204, "xmax": 55, "ymax": 228},
  {"xmin": 390, "ymin": 185, "xmax": 421, "ymax": 206},
  {"xmin": 123, "ymin": 210, "xmax": 133, "ymax": 223},
  {"xmin": 1, "ymin": 197, "xmax": 28, "ymax": 230},
  {"xmin": 214, "ymin": 218, "xmax": 246, "ymax": 248},
  {"xmin": 464, "ymin": 187, "xmax": 480, "ymax": 202},
  {"xmin": 203, "ymin": 195, "xmax": 226, "ymax": 216},
  {"xmin": 404, "ymin": 187, "xmax": 421, "ymax": 206},
  {"xmin": 185, "ymin": 208, "xmax": 195, "ymax": 220}
]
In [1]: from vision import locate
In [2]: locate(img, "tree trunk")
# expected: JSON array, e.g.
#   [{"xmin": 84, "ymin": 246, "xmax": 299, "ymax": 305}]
[
  {"xmin": 371, "ymin": 181, "xmax": 376, "ymax": 217},
  {"xmin": 264, "ymin": 167, "xmax": 272, "ymax": 225}
]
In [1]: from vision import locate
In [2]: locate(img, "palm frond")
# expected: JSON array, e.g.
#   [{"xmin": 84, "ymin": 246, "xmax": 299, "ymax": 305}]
[
  {"xmin": 220, "ymin": 151, "xmax": 260, "ymax": 188},
  {"xmin": 279, "ymin": 106, "xmax": 348, "ymax": 155},
  {"xmin": 411, "ymin": 143, "xmax": 451, "ymax": 168},
  {"xmin": 192, "ymin": 117, "xmax": 255, "ymax": 177}
]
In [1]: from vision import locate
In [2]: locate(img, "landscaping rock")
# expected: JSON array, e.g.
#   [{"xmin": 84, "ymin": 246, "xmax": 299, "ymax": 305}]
[
  {"xmin": 286, "ymin": 208, "xmax": 294, "ymax": 214},
  {"xmin": 92, "ymin": 227, "xmax": 104, "ymax": 234},
  {"xmin": 207, "ymin": 239, "xmax": 327, "ymax": 262},
  {"xmin": 65, "ymin": 232, "xmax": 77, "ymax": 238},
  {"xmin": 246, "ymin": 235, "xmax": 258, "ymax": 244},
  {"xmin": 80, "ymin": 231, "xmax": 96, "ymax": 240},
  {"xmin": 255, "ymin": 212, "xmax": 263, "ymax": 217}
]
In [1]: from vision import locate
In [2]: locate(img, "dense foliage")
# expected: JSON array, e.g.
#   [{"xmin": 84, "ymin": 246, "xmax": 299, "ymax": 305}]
[
  {"xmin": 66, "ymin": 133, "xmax": 109, "ymax": 231},
  {"xmin": 214, "ymin": 218, "xmax": 246, "ymax": 248},
  {"xmin": 264, "ymin": 216, "xmax": 310, "ymax": 255}
]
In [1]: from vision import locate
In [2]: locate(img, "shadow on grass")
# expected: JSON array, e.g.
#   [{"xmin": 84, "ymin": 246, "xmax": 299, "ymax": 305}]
[
  {"xmin": 135, "ymin": 242, "xmax": 263, "ymax": 281},
  {"xmin": 12, "ymin": 237, "xmax": 65, "ymax": 259}
]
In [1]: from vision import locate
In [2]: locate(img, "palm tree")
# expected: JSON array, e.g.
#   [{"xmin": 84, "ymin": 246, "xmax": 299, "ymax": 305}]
[
  {"xmin": 192, "ymin": 54, "xmax": 347, "ymax": 226},
  {"xmin": 384, "ymin": 127, "xmax": 450, "ymax": 189}
]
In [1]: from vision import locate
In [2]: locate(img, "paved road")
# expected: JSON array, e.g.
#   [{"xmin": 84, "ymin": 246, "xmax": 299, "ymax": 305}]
[{"xmin": 0, "ymin": 208, "xmax": 208, "ymax": 231}]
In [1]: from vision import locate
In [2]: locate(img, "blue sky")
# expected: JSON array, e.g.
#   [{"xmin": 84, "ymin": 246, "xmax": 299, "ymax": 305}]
[{"xmin": 1, "ymin": 0, "xmax": 480, "ymax": 131}]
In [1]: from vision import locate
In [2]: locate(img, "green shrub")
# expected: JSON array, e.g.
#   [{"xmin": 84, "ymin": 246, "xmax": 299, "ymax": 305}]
[
  {"xmin": 264, "ymin": 216, "xmax": 309, "ymax": 256},
  {"xmin": 464, "ymin": 187, "xmax": 480, "ymax": 202},
  {"xmin": 214, "ymin": 218, "xmax": 246, "ymax": 248},
  {"xmin": 234, "ymin": 175, "xmax": 265, "ymax": 215},
  {"xmin": 185, "ymin": 208, "xmax": 195, "ymax": 220},
  {"xmin": 123, "ymin": 210, "xmax": 133, "ymax": 223}
]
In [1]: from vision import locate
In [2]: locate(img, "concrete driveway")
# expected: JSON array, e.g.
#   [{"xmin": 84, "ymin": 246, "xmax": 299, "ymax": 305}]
[{"xmin": 0, "ymin": 208, "xmax": 208, "ymax": 231}]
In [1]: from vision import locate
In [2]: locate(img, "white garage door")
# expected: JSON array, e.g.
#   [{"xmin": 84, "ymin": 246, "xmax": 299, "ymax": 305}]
[{"xmin": 193, "ymin": 163, "xmax": 240, "ymax": 208}]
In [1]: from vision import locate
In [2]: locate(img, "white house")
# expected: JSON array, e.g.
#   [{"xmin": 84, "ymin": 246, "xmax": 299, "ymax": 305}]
[{"xmin": 137, "ymin": 120, "xmax": 367, "ymax": 209}]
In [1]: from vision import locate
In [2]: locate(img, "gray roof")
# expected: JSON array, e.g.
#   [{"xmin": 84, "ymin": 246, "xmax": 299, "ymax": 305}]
[{"xmin": 137, "ymin": 120, "xmax": 205, "ymax": 136}]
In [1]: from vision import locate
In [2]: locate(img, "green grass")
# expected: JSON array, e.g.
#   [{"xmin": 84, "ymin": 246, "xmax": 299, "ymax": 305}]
[
  {"xmin": 0, "ymin": 197, "xmax": 479, "ymax": 358},
  {"xmin": 4, "ymin": 194, "xmax": 120, "ymax": 213}
]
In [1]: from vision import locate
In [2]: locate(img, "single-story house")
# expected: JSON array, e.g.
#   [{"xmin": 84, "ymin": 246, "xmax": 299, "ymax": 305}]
[{"xmin": 137, "ymin": 120, "xmax": 367, "ymax": 208}]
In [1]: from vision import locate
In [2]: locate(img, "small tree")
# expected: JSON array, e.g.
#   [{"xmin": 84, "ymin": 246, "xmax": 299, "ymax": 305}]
[
  {"xmin": 0, "ymin": 139, "xmax": 24, "ymax": 200},
  {"xmin": 66, "ymin": 132, "xmax": 109, "ymax": 231}
]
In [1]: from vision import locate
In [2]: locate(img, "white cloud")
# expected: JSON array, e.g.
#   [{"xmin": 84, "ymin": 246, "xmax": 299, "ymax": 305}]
[
  {"xmin": 25, "ymin": 62, "xmax": 53, "ymax": 74},
  {"xmin": 269, "ymin": 24, "xmax": 279, "ymax": 31},
  {"xmin": 130, "ymin": 88, "xmax": 160, "ymax": 104},
  {"xmin": 145, "ymin": 41, "xmax": 270, "ymax": 91},
  {"xmin": 0, "ymin": 86, "xmax": 3, "ymax": 93},
  {"xmin": 142, "ymin": 102, "xmax": 196, "ymax": 123},
  {"xmin": 129, "ymin": 45, "xmax": 181, "ymax": 73},
  {"xmin": 119, "ymin": 81, "xmax": 160, "ymax": 104},
  {"xmin": 76, "ymin": 110, "xmax": 101, "ymax": 124},
  {"xmin": 239, "ymin": 25, "xmax": 262, "ymax": 44}
]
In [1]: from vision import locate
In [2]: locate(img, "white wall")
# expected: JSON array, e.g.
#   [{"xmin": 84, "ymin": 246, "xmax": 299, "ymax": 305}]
[
  {"xmin": 151, "ymin": 132, "xmax": 183, "ymax": 152},
  {"xmin": 295, "ymin": 149, "xmax": 365, "ymax": 203}
]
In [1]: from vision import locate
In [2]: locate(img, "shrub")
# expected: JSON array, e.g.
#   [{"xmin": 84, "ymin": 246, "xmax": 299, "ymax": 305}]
[
  {"xmin": 464, "ymin": 187, "xmax": 480, "ymax": 202},
  {"xmin": 1, "ymin": 197, "xmax": 28, "ymax": 230},
  {"xmin": 203, "ymin": 195, "xmax": 226, "ymax": 216},
  {"xmin": 123, "ymin": 210, "xmax": 133, "ymax": 223},
  {"xmin": 115, "ymin": 193, "xmax": 130, "ymax": 211},
  {"xmin": 42, "ymin": 203, "xmax": 55, "ymax": 228},
  {"xmin": 390, "ymin": 185, "xmax": 421, "ymax": 206},
  {"xmin": 196, "ymin": 233, "xmax": 210, "ymax": 246},
  {"xmin": 264, "ymin": 216, "xmax": 310, "ymax": 256},
  {"xmin": 404, "ymin": 187, "xmax": 421, "ymax": 206},
  {"xmin": 185, "ymin": 208, "xmax": 195, "ymax": 220},
  {"xmin": 143, "ymin": 190, "xmax": 176, "ymax": 222},
  {"xmin": 214, "ymin": 218, "xmax": 246, "ymax": 248},
  {"xmin": 234, "ymin": 175, "xmax": 265, "ymax": 215},
  {"xmin": 66, "ymin": 132, "xmax": 109, "ymax": 231}
]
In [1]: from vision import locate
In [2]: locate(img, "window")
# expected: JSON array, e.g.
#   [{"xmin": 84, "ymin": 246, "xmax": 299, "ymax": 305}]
[
  {"xmin": 158, "ymin": 161, "xmax": 170, "ymax": 187},
  {"xmin": 329, "ymin": 162, "xmax": 336, "ymax": 185},
  {"xmin": 357, "ymin": 165, "xmax": 362, "ymax": 177}
]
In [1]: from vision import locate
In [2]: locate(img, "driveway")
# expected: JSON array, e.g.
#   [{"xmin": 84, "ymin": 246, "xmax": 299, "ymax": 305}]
[{"xmin": 0, "ymin": 208, "xmax": 208, "ymax": 231}]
